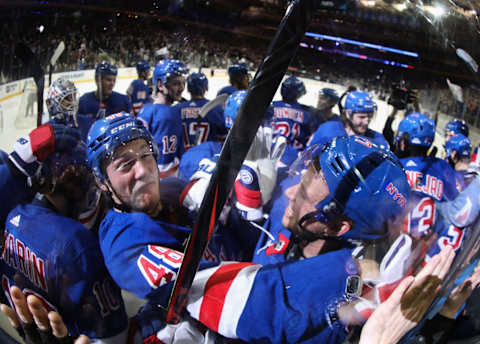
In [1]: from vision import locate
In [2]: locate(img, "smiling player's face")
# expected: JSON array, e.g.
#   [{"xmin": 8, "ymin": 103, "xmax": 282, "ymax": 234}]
[{"xmin": 282, "ymin": 165, "xmax": 331, "ymax": 236}]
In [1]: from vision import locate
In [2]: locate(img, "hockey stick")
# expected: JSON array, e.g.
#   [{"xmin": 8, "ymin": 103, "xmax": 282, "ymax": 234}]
[
  {"xmin": 198, "ymin": 93, "xmax": 228, "ymax": 119},
  {"xmin": 166, "ymin": 0, "xmax": 313, "ymax": 324},
  {"xmin": 48, "ymin": 41, "xmax": 65, "ymax": 87},
  {"xmin": 194, "ymin": 93, "xmax": 229, "ymax": 145}
]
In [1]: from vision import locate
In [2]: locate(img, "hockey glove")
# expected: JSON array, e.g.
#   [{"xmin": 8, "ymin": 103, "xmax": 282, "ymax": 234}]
[
  {"xmin": 234, "ymin": 126, "xmax": 286, "ymax": 221},
  {"xmin": 9, "ymin": 123, "xmax": 81, "ymax": 187},
  {"xmin": 181, "ymin": 157, "xmax": 217, "ymax": 212}
]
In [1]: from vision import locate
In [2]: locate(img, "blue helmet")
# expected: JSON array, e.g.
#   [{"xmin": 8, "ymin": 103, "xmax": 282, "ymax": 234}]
[
  {"xmin": 344, "ymin": 91, "xmax": 376, "ymax": 117},
  {"xmin": 445, "ymin": 118, "xmax": 469, "ymax": 138},
  {"xmin": 136, "ymin": 60, "xmax": 151, "ymax": 74},
  {"xmin": 41, "ymin": 128, "xmax": 90, "ymax": 195},
  {"xmin": 153, "ymin": 59, "xmax": 188, "ymax": 86},
  {"xmin": 306, "ymin": 135, "xmax": 410, "ymax": 242},
  {"xmin": 95, "ymin": 61, "xmax": 118, "ymax": 79},
  {"xmin": 396, "ymin": 112, "xmax": 435, "ymax": 147},
  {"xmin": 86, "ymin": 112, "xmax": 159, "ymax": 182},
  {"xmin": 445, "ymin": 134, "xmax": 472, "ymax": 158},
  {"xmin": 281, "ymin": 76, "xmax": 306, "ymax": 102},
  {"xmin": 320, "ymin": 88, "xmax": 339, "ymax": 103},
  {"xmin": 46, "ymin": 77, "xmax": 78, "ymax": 124},
  {"xmin": 224, "ymin": 90, "xmax": 247, "ymax": 129},
  {"xmin": 228, "ymin": 63, "xmax": 248, "ymax": 79},
  {"xmin": 187, "ymin": 72, "xmax": 208, "ymax": 95}
]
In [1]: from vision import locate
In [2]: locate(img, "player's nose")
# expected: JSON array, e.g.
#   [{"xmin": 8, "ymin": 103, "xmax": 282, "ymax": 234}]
[
  {"xmin": 285, "ymin": 184, "xmax": 298, "ymax": 200},
  {"xmin": 133, "ymin": 158, "xmax": 149, "ymax": 179}
]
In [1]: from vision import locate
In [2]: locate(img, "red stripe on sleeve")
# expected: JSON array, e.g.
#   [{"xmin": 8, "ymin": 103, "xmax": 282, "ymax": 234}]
[{"xmin": 199, "ymin": 262, "xmax": 253, "ymax": 331}]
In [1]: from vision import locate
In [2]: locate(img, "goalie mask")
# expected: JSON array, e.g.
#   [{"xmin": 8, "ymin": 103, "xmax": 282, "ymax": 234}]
[{"xmin": 46, "ymin": 77, "xmax": 78, "ymax": 125}]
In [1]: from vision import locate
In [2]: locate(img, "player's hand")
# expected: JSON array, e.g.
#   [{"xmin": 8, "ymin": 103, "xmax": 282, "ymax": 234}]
[
  {"xmin": 0, "ymin": 286, "xmax": 90, "ymax": 344},
  {"xmin": 9, "ymin": 123, "xmax": 81, "ymax": 185},
  {"xmin": 440, "ymin": 259, "xmax": 480, "ymax": 319},
  {"xmin": 181, "ymin": 157, "xmax": 217, "ymax": 212},
  {"xmin": 359, "ymin": 245, "xmax": 455, "ymax": 344},
  {"xmin": 234, "ymin": 126, "xmax": 286, "ymax": 221}
]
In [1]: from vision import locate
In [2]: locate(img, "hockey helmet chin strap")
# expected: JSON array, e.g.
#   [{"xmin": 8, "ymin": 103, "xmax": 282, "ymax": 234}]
[{"xmin": 103, "ymin": 175, "xmax": 133, "ymax": 213}]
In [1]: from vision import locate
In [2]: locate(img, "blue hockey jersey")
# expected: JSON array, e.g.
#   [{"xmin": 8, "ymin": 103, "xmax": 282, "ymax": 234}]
[
  {"xmin": 269, "ymin": 100, "xmax": 316, "ymax": 150},
  {"xmin": 138, "ymin": 103, "xmax": 184, "ymax": 177},
  {"xmin": 172, "ymin": 98, "xmax": 227, "ymax": 151},
  {"xmin": 78, "ymin": 91, "xmax": 132, "ymax": 120},
  {"xmin": 216, "ymin": 85, "xmax": 237, "ymax": 96},
  {"xmin": 400, "ymin": 156, "xmax": 458, "ymax": 238},
  {"xmin": 308, "ymin": 120, "xmax": 389, "ymax": 150},
  {"xmin": 98, "ymin": 204, "xmax": 355, "ymax": 343},
  {"xmin": 178, "ymin": 141, "xmax": 222, "ymax": 181},
  {"xmin": 127, "ymin": 79, "xmax": 152, "ymax": 116},
  {"xmin": 1, "ymin": 197, "xmax": 128, "ymax": 340},
  {"xmin": 0, "ymin": 150, "xmax": 35, "ymax": 226}
]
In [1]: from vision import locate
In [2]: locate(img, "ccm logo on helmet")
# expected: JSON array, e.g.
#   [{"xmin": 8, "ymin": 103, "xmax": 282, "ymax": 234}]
[{"xmin": 110, "ymin": 121, "xmax": 134, "ymax": 134}]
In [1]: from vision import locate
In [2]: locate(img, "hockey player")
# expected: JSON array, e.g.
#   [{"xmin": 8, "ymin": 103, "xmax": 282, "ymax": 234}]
[
  {"xmin": 46, "ymin": 77, "xmax": 95, "ymax": 141},
  {"xmin": 393, "ymin": 113, "xmax": 458, "ymax": 251},
  {"xmin": 270, "ymin": 76, "xmax": 316, "ymax": 150},
  {"xmin": 77, "ymin": 61, "xmax": 131, "ymax": 120},
  {"xmin": 127, "ymin": 60, "xmax": 152, "ymax": 116},
  {"xmin": 86, "ymin": 114, "xmax": 418, "ymax": 343},
  {"xmin": 172, "ymin": 72, "xmax": 227, "ymax": 151},
  {"xmin": 138, "ymin": 99, "xmax": 184, "ymax": 177},
  {"xmin": 308, "ymin": 90, "xmax": 389, "ymax": 150},
  {"xmin": 315, "ymin": 87, "xmax": 340, "ymax": 122},
  {"xmin": 445, "ymin": 118, "xmax": 469, "ymax": 142},
  {"xmin": 46, "ymin": 77, "xmax": 78, "ymax": 126},
  {"xmin": 1, "ymin": 132, "xmax": 128, "ymax": 342},
  {"xmin": 445, "ymin": 133, "xmax": 474, "ymax": 191},
  {"xmin": 152, "ymin": 59, "xmax": 188, "ymax": 106},
  {"xmin": 216, "ymin": 62, "xmax": 249, "ymax": 96},
  {"xmin": 2, "ymin": 121, "xmax": 82, "ymax": 226}
]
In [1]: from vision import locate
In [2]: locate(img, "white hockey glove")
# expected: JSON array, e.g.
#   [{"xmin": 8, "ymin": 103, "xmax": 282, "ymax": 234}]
[
  {"xmin": 181, "ymin": 157, "xmax": 217, "ymax": 212},
  {"xmin": 234, "ymin": 126, "xmax": 286, "ymax": 221}
]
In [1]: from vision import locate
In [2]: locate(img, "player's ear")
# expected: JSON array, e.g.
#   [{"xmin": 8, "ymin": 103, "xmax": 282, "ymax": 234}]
[
  {"xmin": 452, "ymin": 150, "xmax": 458, "ymax": 162},
  {"xmin": 337, "ymin": 221, "xmax": 352, "ymax": 236},
  {"xmin": 95, "ymin": 177, "xmax": 108, "ymax": 192}
]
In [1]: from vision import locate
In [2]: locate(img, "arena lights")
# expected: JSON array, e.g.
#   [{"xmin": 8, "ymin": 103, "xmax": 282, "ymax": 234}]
[
  {"xmin": 426, "ymin": 5, "xmax": 446, "ymax": 17},
  {"xmin": 299, "ymin": 42, "xmax": 415, "ymax": 69},
  {"xmin": 305, "ymin": 32, "xmax": 419, "ymax": 58}
]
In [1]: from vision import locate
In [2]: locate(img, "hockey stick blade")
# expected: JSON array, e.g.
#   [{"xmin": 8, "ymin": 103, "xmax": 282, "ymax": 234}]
[
  {"xmin": 50, "ymin": 41, "xmax": 65, "ymax": 66},
  {"xmin": 199, "ymin": 93, "xmax": 228, "ymax": 118},
  {"xmin": 166, "ymin": 0, "xmax": 313, "ymax": 324}
]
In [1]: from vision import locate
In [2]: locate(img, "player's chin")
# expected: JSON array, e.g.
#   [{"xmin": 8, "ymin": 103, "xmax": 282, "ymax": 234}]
[
  {"xmin": 282, "ymin": 209, "xmax": 296, "ymax": 230},
  {"xmin": 356, "ymin": 127, "xmax": 368, "ymax": 135},
  {"xmin": 132, "ymin": 193, "xmax": 158, "ymax": 213}
]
